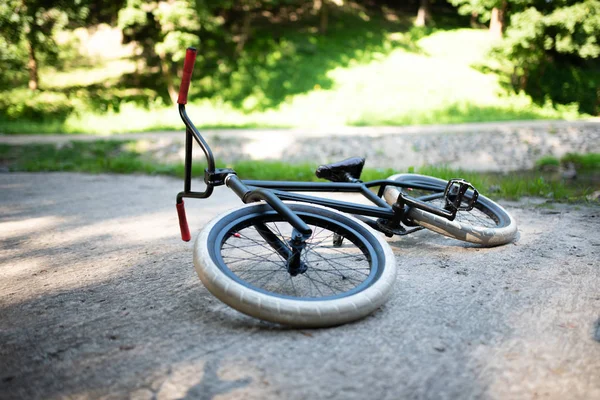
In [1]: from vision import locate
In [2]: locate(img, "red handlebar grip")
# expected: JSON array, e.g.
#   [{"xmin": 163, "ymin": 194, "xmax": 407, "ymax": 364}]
[
  {"xmin": 177, "ymin": 47, "xmax": 197, "ymax": 105},
  {"xmin": 176, "ymin": 200, "xmax": 191, "ymax": 242}
]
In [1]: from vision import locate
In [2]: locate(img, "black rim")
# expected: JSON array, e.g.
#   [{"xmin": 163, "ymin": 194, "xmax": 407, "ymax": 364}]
[{"xmin": 208, "ymin": 208, "xmax": 383, "ymax": 301}]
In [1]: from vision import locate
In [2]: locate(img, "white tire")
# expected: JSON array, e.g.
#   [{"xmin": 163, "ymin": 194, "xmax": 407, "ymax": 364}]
[
  {"xmin": 194, "ymin": 203, "xmax": 397, "ymax": 327},
  {"xmin": 383, "ymin": 174, "xmax": 517, "ymax": 246}
]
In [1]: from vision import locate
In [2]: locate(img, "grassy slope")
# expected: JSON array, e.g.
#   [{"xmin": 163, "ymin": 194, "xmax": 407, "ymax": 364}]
[{"xmin": 0, "ymin": 29, "xmax": 583, "ymax": 135}]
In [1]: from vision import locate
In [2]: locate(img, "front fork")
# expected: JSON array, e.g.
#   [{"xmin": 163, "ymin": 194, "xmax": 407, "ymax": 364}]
[
  {"xmin": 253, "ymin": 223, "xmax": 310, "ymax": 276},
  {"xmin": 286, "ymin": 230, "xmax": 311, "ymax": 276},
  {"xmin": 226, "ymin": 174, "xmax": 313, "ymax": 276}
]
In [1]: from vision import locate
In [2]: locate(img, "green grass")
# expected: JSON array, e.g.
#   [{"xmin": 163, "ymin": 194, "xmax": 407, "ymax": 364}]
[
  {"xmin": 535, "ymin": 153, "xmax": 600, "ymax": 172},
  {"xmin": 414, "ymin": 166, "xmax": 592, "ymax": 201},
  {"xmin": 2, "ymin": 142, "xmax": 598, "ymax": 202},
  {"xmin": 560, "ymin": 153, "xmax": 600, "ymax": 172},
  {"xmin": 535, "ymin": 155, "xmax": 562, "ymax": 170},
  {"xmin": 0, "ymin": 141, "xmax": 164, "ymax": 174},
  {"xmin": 0, "ymin": 29, "xmax": 586, "ymax": 135}
]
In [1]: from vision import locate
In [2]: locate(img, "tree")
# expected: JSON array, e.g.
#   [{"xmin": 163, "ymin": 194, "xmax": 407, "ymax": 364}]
[
  {"xmin": 118, "ymin": 0, "xmax": 201, "ymax": 103},
  {"xmin": 498, "ymin": 1, "xmax": 600, "ymax": 114},
  {"xmin": 116, "ymin": 0, "xmax": 316, "ymax": 104},
  {"xmin": 0, "ymin": 0, "xmax": 89, "ymax": 90},
  {"xmin": 0, "ymin": 1, "xmax": 27, "ymax": 89},
  {"xmin": 416, "ymin": 0, "xmax": 432, "ymax": 27},
  {"xmin": 448, "ymin": 0, "xmax": 507, "ymax": 38},
  {"xmin": 313, "ymin": 0, "xmax": 329, "ymax": 34},
  {"xmin": 312, "ymin": 0, "xmax": 345, "ymax": 34}
]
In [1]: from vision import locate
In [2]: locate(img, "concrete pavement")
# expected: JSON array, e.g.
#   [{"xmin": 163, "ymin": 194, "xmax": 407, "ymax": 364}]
[{"xmin": 1, "ymin": 172, "xmax": 599, "ymax": 399}]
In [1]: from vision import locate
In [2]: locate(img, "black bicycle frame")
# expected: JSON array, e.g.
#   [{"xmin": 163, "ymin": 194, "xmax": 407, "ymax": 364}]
[
  {"xmin": 175, "ymin": 99, "xmax": 462, "ymax": 238},
  {"xmin": 174, "ymin": 47, "xmax": 466, "ymax": 242}
]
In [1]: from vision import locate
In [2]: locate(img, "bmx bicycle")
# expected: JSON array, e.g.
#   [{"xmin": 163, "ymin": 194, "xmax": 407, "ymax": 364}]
[{"xmin": 174, "ymin": 48, "xmax": 517, "ymax": 327}]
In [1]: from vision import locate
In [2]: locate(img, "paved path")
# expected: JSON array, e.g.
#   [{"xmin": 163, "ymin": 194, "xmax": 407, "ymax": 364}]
[
  {"xmin": 1, "ymin": 173, "xmax": 599, "ymax": 399},
  {"xmin": 1, "ymin": 120, "xmax": 598, "ymax": 144},
  {"xmin": 2, "ymin": 120, "xmax": 598, "ymax": 172}
]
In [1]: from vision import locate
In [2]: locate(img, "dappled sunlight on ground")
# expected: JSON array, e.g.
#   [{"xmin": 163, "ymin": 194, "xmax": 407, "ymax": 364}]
[
  {"xmin": 1, "ymin": 173, "xmax": 598, "ymax": 399},
  {"xmin": 0, "ymin": 174, "xmax": 239, "ymax": 303},
  {"xmin": 0, "ymin": 216, "xmax": 65, "ymax": 239}
]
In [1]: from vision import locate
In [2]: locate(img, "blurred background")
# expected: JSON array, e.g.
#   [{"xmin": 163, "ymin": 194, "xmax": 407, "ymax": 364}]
[
  {"xmin": 1, "ymin": 1, "xmax": 598, "ymax": 201},
  {"xmin": 1, "ymin": 0, "xmax": 598, "ymax": 134}
]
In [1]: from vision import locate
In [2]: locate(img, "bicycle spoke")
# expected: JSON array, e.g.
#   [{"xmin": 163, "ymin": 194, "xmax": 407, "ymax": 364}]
[
  {"xmin": 289, "ymin": 274, "xmax": 298, "ymax": 297},
  {"xmin": 306, "ymin": 247, "xmax": 369, "ymax": 278},
  {"xmin": 304, "ymin": 272, "xmax": 325, "ymax": 297},
  {"xmin": 310, "ymin": 265, "xmax": 369, "ymax": 278},
  {"xmin": 224, "ymin": 255, "xmax": 282, "ymax": 267},
  {"xmin": 268, "ymin": 221, "xmax": 290, "ymax": 244},
  {"xmin": 234, "ymin": 230, "xmax": 287, "ymax": 261},
  {"xmin": 222, "ymin": 244, "xmax": 283, "ymax": 266},
  {"xmin": 243, "ymin": 268, "xmax": 285, "ymax": 286},
  {"xmin": 218, "ymin": 212, "xmax": 375, "ymax": 299},
  {"xmin": 304, "ymin": 268, "xmax": 345, "ymax": 295},
  {"xmin": 229, "ymin": 256, "xmax": 279, "ymax": 277},
  {"xmin": 305, "ymin": 232, "xmax": 336, "ymax": 251},
  {"xmin": 308, "ymin": 267, "xmax": 365, "ymax": 283},
  {"xmin": 312, "ymin": 244, "xmax": 368, "ymax": 261},
  {"xmin": 222, "ymin": 242, "xmax": 273, "ymax": 250}
]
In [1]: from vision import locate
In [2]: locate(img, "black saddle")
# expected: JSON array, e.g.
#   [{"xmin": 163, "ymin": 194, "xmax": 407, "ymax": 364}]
[{"xmin": 315, "ymin": 157, "xmax": 365, "ymax": 183}]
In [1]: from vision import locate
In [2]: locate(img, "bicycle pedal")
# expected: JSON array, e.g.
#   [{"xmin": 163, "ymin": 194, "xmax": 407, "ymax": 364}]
[
  {"xmin": 376, "ymin": 218, "xmax": 424, "ymax": 236},
  {"xmin": 444, "ymin": 179, "xmax": 479, "ymax": 211}
]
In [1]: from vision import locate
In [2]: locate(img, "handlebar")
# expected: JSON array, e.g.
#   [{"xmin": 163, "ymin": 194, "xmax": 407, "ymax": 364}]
[{"xmin": 177, "ymin": 47, "xmax": 197, "ymax": 105}]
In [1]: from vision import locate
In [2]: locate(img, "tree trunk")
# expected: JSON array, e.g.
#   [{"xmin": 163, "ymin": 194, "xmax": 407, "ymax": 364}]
[
  {"xmin": 160, "ymin": 60, "xmax": 178, "ymax": 104},
  {"xmin": 314, "ymin": 0, "xmax": 329, "ymax": 35},
  {"xmin": 470, "ymin": 11, "xmax": 479, "ymax": 28},
  {"xmin": 415, "ymin": 0, "xmax": 431, "ymax": 27},
  {"xmin": 155, "ymin": 48, "xmax": 177, "ymax": 104},
  {"xmin": 489, "ymin": 1, "xmax": 507, "ymax": 39},
  {"xmin": 236, "ymin": 6, "xmax": 252, "ymax": 53},
  {"xmin": 27, "ymin": 38, "xmax": 39, "ymax": 90}
]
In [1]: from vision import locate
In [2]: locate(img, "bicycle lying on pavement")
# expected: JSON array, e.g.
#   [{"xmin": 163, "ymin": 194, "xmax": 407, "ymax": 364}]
[{"xmin": 174, "ymin": 48, "xmax": 517, "ymax": 328}]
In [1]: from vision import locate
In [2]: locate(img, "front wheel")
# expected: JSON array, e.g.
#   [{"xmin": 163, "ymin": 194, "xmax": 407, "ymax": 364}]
[
  {"xmin": 194, "ymin": 203, "xmax": 397, "ymax": 327},
  {"xmin": 383, "ymin": 174, "xmax": 517, "ymax": 246}
]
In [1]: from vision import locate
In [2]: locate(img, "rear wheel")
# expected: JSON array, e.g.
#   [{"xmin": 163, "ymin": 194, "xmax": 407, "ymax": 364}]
[
  {"xmin": 194, "ymin": 203, "xmax": 396, "ymax": 327},
  {"xmin": 383, "ymin": 174, "xmax": 517, "ymax": 246}
]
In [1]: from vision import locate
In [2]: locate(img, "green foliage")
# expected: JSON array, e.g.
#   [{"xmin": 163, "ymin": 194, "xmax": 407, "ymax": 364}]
[
  {"xmin": 561, "ymin": 153, "xmax": 600, "ymax": 172},
  {"xmin": 0, "ymin": 0, "xmax": 90, "ymax": 74},
  {"xmin": 0, "ymin": 0, "xmax": 91, "ymax": 89},
  {"xmin": 1, "ymin": 141, "xmax": 596, "ymax": 201},
  {"xmin": 117, "ymin": 0, "xmax": 204, "ymax": 102},
  {"xmin": 447, "ymin": 0, "xmax": 503, "ymax": 23},
  {"xmin": 0, "ymin": 1, "xmax": 28, "ymax": 89},
  {"xmin": 497, "ymin": 1, "xmax": 600, "ymax": 114},
  {"xmin": 2, "ymin": 1, "xmax": 598, "ymax": 131},
  {"xmin": 0, "ymin": 141, "xmax": 158, "ymax": 174},
  {"xmin": 0, "ymin": 35, "xmax": 28, "ymax": 89},
  {"xmin": 218, "ymin": 12, "xmax": 408, "ymax": 111},
  {"xmin": 417, "ymin": 164, "xmax": 597, "ymax": 201},
  {"xmin": 3, "ymin": 25, "xmax": 588, "ymax": 135},
  {"xmin": 0, "ymin": 89, "xmax": 75, "ymax": 121},
  {"xmin": 233, "ymin": 160, "xmax": 317, "ymax": 181},
  {"xmin": 535, "ymin": 155, "xmax": 560, "ymax": 170},
  {"xmin": 349, "ymin": 99, "xmax": 567, "ymax": 126}
]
